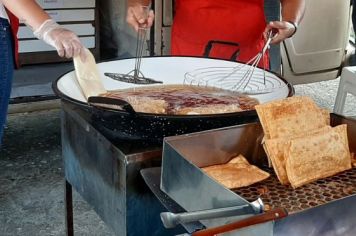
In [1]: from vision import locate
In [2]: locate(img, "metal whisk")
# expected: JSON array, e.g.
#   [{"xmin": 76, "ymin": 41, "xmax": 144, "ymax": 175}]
[
  {"xmin": 184, "ymin": 31, "xmax": 285, "ymax": 94},
  {"xmin": 105, "ymin": 6, "xmax": 162, "ymax": 85}
]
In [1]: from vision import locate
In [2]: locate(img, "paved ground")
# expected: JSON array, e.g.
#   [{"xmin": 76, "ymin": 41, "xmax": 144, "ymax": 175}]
[
  {"xmin": 0, "ymin": 78, "xmax": 355, "ymax": 236},
  {"xmin": 0, "ymin": 109, "xmax": 114, "ymax": 236},
  {"xmin": 294, "ymin": 78, "xmax": 356, "ymax": 117}
]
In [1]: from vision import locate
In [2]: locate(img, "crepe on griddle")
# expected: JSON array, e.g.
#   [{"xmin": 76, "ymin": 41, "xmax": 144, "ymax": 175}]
[
  {"xmin": 264, "ymin": 126, "xmax": 333, "ymax": 185},
  {"xmin": 285, "ymin": 124, "xmax": 352, "ymax": 188},
  {"xmin": 255, "ymin": 96, "xmax": 329, "ymax": 139},
  {"xmin": 202, "ymin": 155, "xmax": 270, "ymax": 189}
]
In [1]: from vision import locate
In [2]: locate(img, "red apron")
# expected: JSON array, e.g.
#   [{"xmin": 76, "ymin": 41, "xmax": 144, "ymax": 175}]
[
  {"xmin": 5, "ymin": 8, "xmax": 19, "ymax": 68},
  {"xmin": 171, "ymin": 0, "xmax": 268, "ymax": 67}
]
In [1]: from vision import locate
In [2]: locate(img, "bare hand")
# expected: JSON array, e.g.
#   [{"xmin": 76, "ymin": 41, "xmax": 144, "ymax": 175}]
[
  {"xmin": 126, "ymin": 4, "xmax": 154, "ymax": 31},
  {"xmin": 263, "ymin": 21, "xmax": 297, "ymax": 44}
]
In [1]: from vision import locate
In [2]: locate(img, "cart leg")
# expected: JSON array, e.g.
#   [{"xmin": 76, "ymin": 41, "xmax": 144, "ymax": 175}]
[{"xmin": 65, "ymin": 180, "xmax": 74, "ymax": 236}]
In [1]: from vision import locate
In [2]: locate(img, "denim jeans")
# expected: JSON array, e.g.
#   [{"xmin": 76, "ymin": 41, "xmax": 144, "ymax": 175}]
[{"xmin": 0, "ymin": 18, "xmax": 14, "ymax": 144}]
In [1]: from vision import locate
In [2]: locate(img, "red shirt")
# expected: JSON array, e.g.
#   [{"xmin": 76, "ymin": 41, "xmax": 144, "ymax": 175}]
[
  {"xmin": 5, "ymin": 8, "xmax": 19, "ymax": 68},
  {"xmin": 171, "ymin": 0, "xmax": 268, "ymax": 66}
]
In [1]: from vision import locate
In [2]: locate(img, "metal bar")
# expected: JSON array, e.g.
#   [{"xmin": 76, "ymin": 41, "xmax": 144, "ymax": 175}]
[
  {"xmin": 65, "ymin": 180, "xmax": 74, "ymax": 236},
  {"xmin": 160, "ymin": 204, "xmax": 257, "ymax": 229}
]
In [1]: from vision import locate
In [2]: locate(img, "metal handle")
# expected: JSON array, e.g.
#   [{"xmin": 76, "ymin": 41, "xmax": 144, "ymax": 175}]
[
  {"xmin": 203, "ymin": 40, "xmax": 240, "ymax": 61},
  {"xmin": 192, "ymin": 208, "xmax": 288, "ymax": 236},
  {"xmin": 161, "ymin": 199, "xmax": 263, "ymax": 229},
  {"xmin": 88, "ymin": 96, "xmax": 136, "ymax": 114}
]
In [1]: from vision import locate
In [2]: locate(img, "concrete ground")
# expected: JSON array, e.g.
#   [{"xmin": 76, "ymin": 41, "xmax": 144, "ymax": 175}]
[
  {"xmin": 0, "ymin": 78, "xmax": 355, "ymax": 236},
  {"xmin": 0, "ymin": 109, "xmax": 114, "ymax": 236}
]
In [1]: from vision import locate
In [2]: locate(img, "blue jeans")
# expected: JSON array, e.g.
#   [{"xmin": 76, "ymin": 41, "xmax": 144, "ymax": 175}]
[{"xmin": 0, "ymin": 18, "xmax": 14, "ymax": 144}]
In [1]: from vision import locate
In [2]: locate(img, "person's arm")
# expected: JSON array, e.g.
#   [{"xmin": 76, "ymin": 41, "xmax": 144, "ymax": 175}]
[
  {"xmin": 2, "ymin": 0, "xmax": 86, "ymax": 60},
  {"xmin": 126, "ymin": 0, "xmax": 154, "ymax": 31},
  {"xmin": 2, "ymin": 0, "xmax": 50, "ymax": 30},
  {"xmin": 264, "ymin": 0, "xmax": 306, "ymax": 44}
]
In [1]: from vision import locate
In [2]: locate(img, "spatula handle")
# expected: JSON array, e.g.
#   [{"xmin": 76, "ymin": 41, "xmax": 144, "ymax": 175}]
[
  {"xmin": 192, "ymin": 208, "xmax": 288, "ymax": 236},
  {"xmin": 88, "ymin": 96, "xmax": 136, "ymax": 114}
]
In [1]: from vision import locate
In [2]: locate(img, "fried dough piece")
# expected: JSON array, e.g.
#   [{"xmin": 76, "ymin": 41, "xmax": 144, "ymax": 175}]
[
  {"xmin": 256, "ymin": 96, "xmax": 328, "ymax": 139},
  {"xmin": 285, "ymin": 125, "xmax": 352, "ymax": 188},
  {"xmin": 264, "ymin": 126, "xmax": 332, "ymax": 185},
  {"xmin": 351, "ymin": 152, "xmax": 356, "ymax": 167},
  {"xmin": 320, "ymin": 108, "xmax": 330, "ymax": 125},
  {"xmin": 125, "ymin": 96, "xmax": 167, "ymax": 114},
  {"xmin": 176, "ymin": 104, "xmax": 242, "ymax": 115},
  {"xmin": 202, "ymin": 155, "xmax": 270, "ymax": 189}
]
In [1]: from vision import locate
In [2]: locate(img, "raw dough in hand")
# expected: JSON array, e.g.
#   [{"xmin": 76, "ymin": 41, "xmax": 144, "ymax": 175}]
[{"xmin": 73, "ymin": 48, "xmax": 106, "ymax": 99}]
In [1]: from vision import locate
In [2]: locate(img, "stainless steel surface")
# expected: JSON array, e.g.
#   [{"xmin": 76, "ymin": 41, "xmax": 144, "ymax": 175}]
[
  {"xmin": 145, "ymin": 167, "xmax": 356, "ymax": 236},
  {"xmin": 161, "ymin": 113, "xmax": 356, "ymax": 235},
  {"xmin": 161, "ymin": 122, "xmax": 272, "ymax": 235},
  {"xmin": 234, "ymin": 166, "xmax": 356, "ymax": 213},
  {"xmin": 160, "ymin": 200, "xmax": 262, "ymax": 229},
  {"xmin": 61, "ymin": 101, "xmax": 183, "ymax": 236},
  {"xmin": 274, "ymin": 195, "xmax": 356, "ymax": 236},
  {"xmin": 141, "ymin": 167, "xmax": 205, "ymax": 234}
]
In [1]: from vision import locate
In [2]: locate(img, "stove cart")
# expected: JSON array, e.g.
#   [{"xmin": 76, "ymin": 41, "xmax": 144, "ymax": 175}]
[{"xmin": 61, "ymin": 101, "xmax": 184, "ymax": 236}]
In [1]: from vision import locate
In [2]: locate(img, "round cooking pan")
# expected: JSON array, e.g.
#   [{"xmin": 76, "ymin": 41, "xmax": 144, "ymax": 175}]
[{"xmin": 53, "ymin": 56, "xmax": 294, "ymax": 142}]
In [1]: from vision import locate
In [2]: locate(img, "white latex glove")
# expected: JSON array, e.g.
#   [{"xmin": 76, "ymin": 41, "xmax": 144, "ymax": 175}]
[{"xmin": 34, "ymin": 19, "xmax": 86, "ymax": 61}]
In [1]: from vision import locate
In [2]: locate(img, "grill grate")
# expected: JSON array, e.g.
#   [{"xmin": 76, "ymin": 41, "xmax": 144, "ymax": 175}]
[{"xmin": 234, "ymin": 167, "xmax": 356, "ymax": 213}]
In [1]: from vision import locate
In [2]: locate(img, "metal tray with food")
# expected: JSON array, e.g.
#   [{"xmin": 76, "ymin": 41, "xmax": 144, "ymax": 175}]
[{"xmin": 160, "ymin": 113, "xmax": 356, "ymax": 235}]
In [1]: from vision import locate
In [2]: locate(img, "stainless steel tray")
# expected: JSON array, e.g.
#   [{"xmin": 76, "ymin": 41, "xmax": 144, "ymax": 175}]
[{"xmin": 160, "ymin": 113, "xmax": 356, "ymax": 235}]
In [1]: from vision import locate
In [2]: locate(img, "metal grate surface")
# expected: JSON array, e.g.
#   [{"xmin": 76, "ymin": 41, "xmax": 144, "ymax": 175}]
[{"xmin": 234, "ymin": 167, "xmax": 356, "ymax": 214}]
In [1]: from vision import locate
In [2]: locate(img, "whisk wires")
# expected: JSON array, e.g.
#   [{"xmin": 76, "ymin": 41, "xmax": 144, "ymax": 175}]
[{"xmin": 184, "ymin": 31, "xmax": 284, "ymax": 94}]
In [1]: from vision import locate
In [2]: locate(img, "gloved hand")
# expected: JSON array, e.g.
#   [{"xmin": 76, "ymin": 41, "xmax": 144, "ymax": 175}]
[
  {"xmin": 263, "ymin": 21, "xmax": 297, "ymax": 44},
  {"xmin": 34, "ymin": 19, "xmax": 86, "ymax": 61},
  {"xmin": 126, "ymin": 3, "xmax": 154, "ymax": 31}
]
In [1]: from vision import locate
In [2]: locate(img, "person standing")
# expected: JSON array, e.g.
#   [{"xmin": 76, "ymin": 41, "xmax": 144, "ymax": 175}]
[
  {"xmin": 0, "ymin": 0, "xmax": 86, "ymax": 143},
  {"xmin": 127, "ymin": 0, "xmax": 305, "ymax": 66}
]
